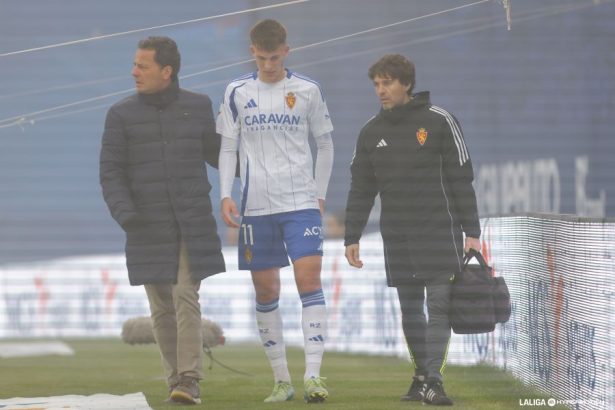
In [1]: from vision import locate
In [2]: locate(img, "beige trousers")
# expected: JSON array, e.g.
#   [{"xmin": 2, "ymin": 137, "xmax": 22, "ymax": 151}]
[{"xmin": 144, "ymin": 242, "xmax": 203, "ymax": 386}]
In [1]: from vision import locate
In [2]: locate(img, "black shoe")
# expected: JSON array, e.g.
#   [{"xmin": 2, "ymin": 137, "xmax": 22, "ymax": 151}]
[
  {"xmin": 423, "ymin": 378, "xmax": 453, "ymax": 406},
  {"xmin": 400, "ymin": 375, "xmax": 425, "ymax": 401}
]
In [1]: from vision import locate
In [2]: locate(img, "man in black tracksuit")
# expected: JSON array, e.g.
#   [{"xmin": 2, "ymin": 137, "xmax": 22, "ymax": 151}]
[{"xmin": 344, "ymin": 54, "xmax": 481, "ymax": 406}]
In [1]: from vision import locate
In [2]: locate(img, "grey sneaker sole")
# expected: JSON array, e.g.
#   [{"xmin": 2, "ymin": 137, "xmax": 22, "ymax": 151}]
[{"xmin": 170, "ymin": 391, "xmax": 202, "ymax": 405}]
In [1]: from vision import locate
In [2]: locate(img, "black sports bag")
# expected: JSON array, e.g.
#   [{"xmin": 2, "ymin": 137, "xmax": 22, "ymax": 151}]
[{"xmin": 450, "ymin": 250, "xmax": 511, "ymax": 334}]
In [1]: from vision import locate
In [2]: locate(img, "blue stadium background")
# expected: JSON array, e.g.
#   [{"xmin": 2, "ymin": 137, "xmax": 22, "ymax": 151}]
[{"xmin": 1, "ymin": 0, "xmax": 613, "ymax": 264}]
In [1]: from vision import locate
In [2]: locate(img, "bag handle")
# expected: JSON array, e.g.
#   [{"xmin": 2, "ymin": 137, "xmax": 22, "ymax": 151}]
[{"xmin": 462, "ymin": 249, "xmax": 489, "ymax": 269}]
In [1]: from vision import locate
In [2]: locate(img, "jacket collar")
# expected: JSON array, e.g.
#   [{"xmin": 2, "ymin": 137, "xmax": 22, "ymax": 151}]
[
  {"xmin": 380, "ymin": 91, "xmax": 431, "ymax": 123},
  {"xmin": 138, "ymin": 80, "xmax": 180, "ymax": 108}
]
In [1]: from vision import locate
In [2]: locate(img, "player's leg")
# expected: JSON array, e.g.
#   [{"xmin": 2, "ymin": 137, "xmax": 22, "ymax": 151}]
[
  {"xmin": 252, "ymin": 269, "xmax": 295, "ymax": 402},
  {"xmin": 293, "ymin": 255, "xmax": 329, "ymax": 403},
  {"xmin": 396, "ymin": 280, "xmax": 428, "ymax": 401},
  {"xmin": 293, "ymin": 255, "xmax": 326, "ymax": 381},
  {"xmin": 282, "ymin": 209, "xmax": 328, "ymax": 403},
  {"xmin": 240, "ymin": 215, "xmax": 294, "ymax": 402}
]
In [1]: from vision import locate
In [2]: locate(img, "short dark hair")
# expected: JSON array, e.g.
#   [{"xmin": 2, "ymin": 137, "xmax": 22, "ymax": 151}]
[
  {"xmin": 368, "ymin": 54, "xmax": 415, "ymax": 95},
  {"xmin": 250, "ymin": 19, "xmax": 287, "ymax": 51},
  {"xmin": 138, "ymin": 36, "xmax": 181, "ymax": 81}
]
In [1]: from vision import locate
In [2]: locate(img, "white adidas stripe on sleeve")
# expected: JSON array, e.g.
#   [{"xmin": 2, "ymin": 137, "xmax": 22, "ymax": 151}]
[{"xmin": 430, "ymin": 106, "xmax": 469, "ymax": 166}]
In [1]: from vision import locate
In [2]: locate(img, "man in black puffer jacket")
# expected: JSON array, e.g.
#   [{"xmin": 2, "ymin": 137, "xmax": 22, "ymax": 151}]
[
  {"xmin": 344, "ymin": 54, "xmax": 481, "ymax": 406},
  {"xmin": 100, "ymin": 36, "xmax": 224, "ymax": 405}
]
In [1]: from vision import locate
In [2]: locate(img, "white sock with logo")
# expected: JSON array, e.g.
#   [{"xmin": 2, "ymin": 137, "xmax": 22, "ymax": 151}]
[
  {"xmin": 256, "ymin": 298, "xmax": 291, "ymax": 383},
  {"xmin": 300, "ymin": 289, "xmax": 327, "ymax": 382}
]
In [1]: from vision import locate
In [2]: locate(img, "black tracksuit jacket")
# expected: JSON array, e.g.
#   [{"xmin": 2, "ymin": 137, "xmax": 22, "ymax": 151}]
[{"xmin": 344, "ymin": 92, "xmax": 480, "ymax": 286}]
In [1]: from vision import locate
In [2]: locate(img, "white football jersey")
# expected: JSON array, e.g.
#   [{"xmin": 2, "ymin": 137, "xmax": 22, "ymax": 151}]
[{"xmin": 216, "ymin": 70, "xmax": 334, "ymax": 216}]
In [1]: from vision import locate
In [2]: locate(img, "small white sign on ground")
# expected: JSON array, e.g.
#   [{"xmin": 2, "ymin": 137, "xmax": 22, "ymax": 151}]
[
  {"xmin": 0, "ymin": 392, "xmax": 152, "ymax": 410},
  {"xmin": 0, "ymin": 341, "xmax": 74, "ymax": 358}
]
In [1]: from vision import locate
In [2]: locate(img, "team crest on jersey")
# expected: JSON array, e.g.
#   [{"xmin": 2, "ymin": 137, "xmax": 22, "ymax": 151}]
[
  {"xmin": 285, "ymin": 92, "xmax": 296, "ymax": 109},
  {"xmin": 416, "ymin": 127, "xmax": 428, "ymax": 146},
  {"xmin": 244, "ymin": 247, "xmax": 253, "ymax": 264}
]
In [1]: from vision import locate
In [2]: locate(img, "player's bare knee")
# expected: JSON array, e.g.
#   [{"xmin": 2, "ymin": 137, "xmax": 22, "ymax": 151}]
[
  {"xmin": 253, "ymin": 279, "xmax": 281, "ymax": 303},
  {"xmin": 294, "ymin": 271, "xmax": 322, "ymax": 294}
]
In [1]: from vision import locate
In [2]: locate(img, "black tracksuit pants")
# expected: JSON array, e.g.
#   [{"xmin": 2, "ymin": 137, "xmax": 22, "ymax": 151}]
[{"xmin": 396, "ymin": 274, "xmax": 453, "ymax": 380}]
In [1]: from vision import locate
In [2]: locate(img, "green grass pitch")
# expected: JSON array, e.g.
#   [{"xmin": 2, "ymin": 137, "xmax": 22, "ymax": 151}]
[{"xmin": 0, "ymin": 339, "xmax": 567, "ymax": 409}]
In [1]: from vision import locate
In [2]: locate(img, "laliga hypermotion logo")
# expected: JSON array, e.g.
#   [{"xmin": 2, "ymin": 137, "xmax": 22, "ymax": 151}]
[
  {"xmin": 285, "ymin": 92, "xmax": 296, "ymax": 109},
  {"xmin": 416, "ymin": 127, "xmax": 428, "ymax": 146}
]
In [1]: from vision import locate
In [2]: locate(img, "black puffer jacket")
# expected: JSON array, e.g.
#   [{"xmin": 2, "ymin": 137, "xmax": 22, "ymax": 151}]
[{"xmin": 100, "ymin": 80, "xmax": 225, "ymax": 285}]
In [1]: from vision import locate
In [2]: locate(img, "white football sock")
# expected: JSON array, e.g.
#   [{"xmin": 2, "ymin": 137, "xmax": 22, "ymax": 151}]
[
  {"xmin": 300, "ymin": 289, "xmax": 327, "ymax": 382},
  {"xmin": 256, "ymin": 298, "xmax": 291, "ymax": 383}
]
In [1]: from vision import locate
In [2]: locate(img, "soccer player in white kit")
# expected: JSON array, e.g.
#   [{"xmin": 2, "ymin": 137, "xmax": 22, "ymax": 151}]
[{"xmin": 216, "ymin": 19, "xmax": 334, "ymax": 403}]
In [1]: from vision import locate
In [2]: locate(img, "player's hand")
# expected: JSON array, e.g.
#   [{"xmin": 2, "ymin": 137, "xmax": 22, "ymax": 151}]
[
  {"xmin": 221, "ymin": 197, "xmax": 240, "ymax": 228},
  {"xmin": 464, "ymin": 236, "xmax": 481, "ymax": 254},
  {"xmin": 345, "ymin": 244, "xmax": 363, "ymax": 268},
  {"xmin": 318, "ymin": 199, "xmax": 325, "ymax": 216}
]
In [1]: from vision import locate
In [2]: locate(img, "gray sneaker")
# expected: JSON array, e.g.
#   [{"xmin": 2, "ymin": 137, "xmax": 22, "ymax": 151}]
[
  {"xmin": 164, "ymin": 383, "xmax": 178, "ymax": 404},
  {"xmin": 170, "ymin": 376, "xmax": 201, "ymax": 405}
]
